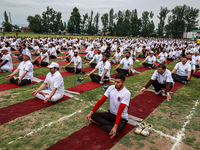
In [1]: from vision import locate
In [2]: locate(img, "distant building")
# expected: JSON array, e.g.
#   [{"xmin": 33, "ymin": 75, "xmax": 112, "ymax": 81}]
[
  {"xmin": 21, "ymin": 26, "xmax": 30, "ymax": 32},
  {"xmin": 0, "ymin": 26, "xmax": 5, "ymax": 32}
]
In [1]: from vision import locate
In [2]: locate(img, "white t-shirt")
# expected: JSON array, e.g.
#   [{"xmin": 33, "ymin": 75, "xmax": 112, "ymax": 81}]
[
  {"xmin": 114, "ymin": 52, "xmax": 121, "ymax": 61},
  {"xmin": 151, "ymin": 69, "xmax": 174, "ymax": 84},
  {"xmin": 33, "ymin": 46, "xmax": 40, "ymax": 54},
  {"xmin": 192, "ymin": 55, "xmax": 200, "ymax": 65},
  {"xmin": 1, "ymin": 54, "xmax": 13, "ymax": 68},
  {"xmin": 17, "ymin": 60, "xmax": 33, "ymax": 81},
  {"xmin": 120, "ymin": 57, "xmax": 133, "ymax": 70},
  {"xmin": 187, "ymin": 59, "xmax": 196, "ymax": 70},
  {"xmin": 48, "ymin": 47, "xmax": 57, "ymax": 57},
  {"xmin": 40, "ymin": 52, "xmax": 49, "ymax": 63},
  {"xmin": 89, "ymin": 54, "xmax": 102, "ymax": 64},
  {"xmin": 174, "ymin": 62, "xmax": 191, "ymax": 76},
  {"xmin": 159, "ymin": 52, "xmax": 167, "ymax": 61},
  {"xmin": 146, "ymin": 55, "xmax": 156, "ymax": 64},
  {"xmin": 104, "ymin": 85, "xmax": 131, "ymax": 120},
  {"xmin": 96, "ymin": 61, "xmax": 111, "ymax": 78},
  {"xmin": 71, "ymin": 55, "xmax": 82, "ymax": 69},
  {"xmin": 44, "ymin": 71, "xmax": 64, "ymax": 95}
]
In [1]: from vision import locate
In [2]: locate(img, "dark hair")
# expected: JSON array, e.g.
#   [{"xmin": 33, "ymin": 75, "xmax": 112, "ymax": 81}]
[
  {"xmin": 115, "ymin": 73, "xmax": 125, "ymax": 82},
  {"xmin": 102, "ymin": 53, "xmax": 110, "ymax": 58},
  {"xmin": 157, "ymin": 64, "xmax": 166, "ymax": 70},
  {"xmin": 127, "ymin": 52, "xmax": 131, "ymax": 55},
  {"xmin": 182, "ymin": 56, "xmax": 188, "ymax": 59},
  {"xmin": 54, "ymin": 67, "xmax": 59, "ymax": 71}
]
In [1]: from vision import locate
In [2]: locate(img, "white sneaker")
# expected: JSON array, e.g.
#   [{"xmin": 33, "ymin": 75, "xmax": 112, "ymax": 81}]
[
  {"xmin": 135, "ymin": 59, "xmax": 139, "ymax": 62},
  {"xmin": 141, "ymin": 123, "xmax": 153, "ymax": 136},
  {"xmin": 134, "ymin": 121, "xmax": 146, "ymax": 134}
]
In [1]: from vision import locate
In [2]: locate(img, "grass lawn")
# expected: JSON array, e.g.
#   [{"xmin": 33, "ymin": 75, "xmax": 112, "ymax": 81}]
[{"xmin": 0, "ymin": 37, "xmax": 199, "ymax": 150}]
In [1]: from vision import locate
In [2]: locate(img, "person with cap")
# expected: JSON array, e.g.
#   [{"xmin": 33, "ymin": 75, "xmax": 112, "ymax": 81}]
[
  {"xmin": 6, "ymin": 52, "xmax": 33, "ymax": 85},
  {"xmin": 87, "ymin": 49, "xmax": 102, "ymax": 68},
  {"xmin": 84, "ymin": 47, "xmax": 95, "ymax": 60},
  {"xmin": 171, "ymin": 57, "xmax": 191, "ymax": 85},
  {"xmin": 17, "ymin": 44, "xmax": 30, "ymax": 61},
  {"xmin": 109, "ymin": 48, "xmax": 121, "ymax": 64},
  {"xmin": 85, "ymin": 53, "xmax": 111, "ymax": 84},
  {"xmin": 48, "ymin": 43, "xmax": 57, "ymax": 59},
  {"xmin": 32, "ymin": 47, "xmax": 49, "ymax": 67},
  {"xmin": 31, "ymin": 62, "xmax": 64, "ymax": 103},
  {"xmin": 140, "ymin": 64, "xmax": 174, "ymax": 101},
  {"xmin": 113, "ymin": 52, "xmax": 133, "ymax": 76},
  {"xmin": 0, "ymin": 47, "xmax": 13, "ymax": 72},
  {"xmin": 139, "ymin": 51, "xmax": 156, "ymax": 69},
  {"xmin": 62, "ymin": 49, "xmax": 82, "ymax": 74},
  {"xmin": 85, "ymin": 74, "xmax": 130, "ymax": 139}
]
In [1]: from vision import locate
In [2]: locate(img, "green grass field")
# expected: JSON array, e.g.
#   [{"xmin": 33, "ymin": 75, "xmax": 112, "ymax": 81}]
[{"xmin": 0, "ymin": 34, "xmax": 199, "ymax": 150}]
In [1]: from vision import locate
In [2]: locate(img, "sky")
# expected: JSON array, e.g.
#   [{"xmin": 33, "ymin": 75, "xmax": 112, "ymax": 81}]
[{"xmin": 0, "ymin": 0, "xmax": 200, "ymax": 29}]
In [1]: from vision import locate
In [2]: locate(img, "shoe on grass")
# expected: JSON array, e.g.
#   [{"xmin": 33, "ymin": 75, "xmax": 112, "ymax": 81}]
[
  {"xmin": 141, "ymin": 123, "xmax": 153, "ymax": 136},
  {"xmin": 75, "ymin": 78, "xmax": 84, "ymax": 82},
  {"xmin": 181, "ymin": 81, "xmax": 187, "ymax": 85},
  {"xmin": 134, "ymin": 121, "xmax": 146, "ymax": 134}
]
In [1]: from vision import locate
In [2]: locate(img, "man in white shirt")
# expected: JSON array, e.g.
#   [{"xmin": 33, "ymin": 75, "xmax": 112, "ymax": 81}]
[
  {"xmin": 32, "ymin": 47, "xmax": 49, "ymax": 67},
  {"xmin": 171, "ymin": 57, "xmax": 191, "ymax": 85},
  {"xmin": 48, "ymin": 43, "xmax": 57, "ymax": 59},
  {"xmin": 88, "ymin": 49, "xmax": 102, "ymax": 68},
  {"xmin": 192, "ymin": 51, "xmax": 200, "ymax": 68},
  {"xmin": 156, "ymin": 48, "xmax": 168, "ymax": 64},
  {"xmin": 6, "ymin": 52, "xmax": 33, "ymax": 85},
  {"xmin": 31, "ymin": 42, "xmax": 40, "ymax": 55},
  {"xmin": 85, "ymin": 47, "xmax": 94, "ymax": 60},
  {"xmin": 31, "ymin": 62, "xmax": 64, "ymax": 103},
  {"xmin": 85, "ymin": 53, "xmax": 111, "ymax": 84},
  {"xmin": 140, "ymin": 64, "xmax": 174, "ymax": 101},
  {"xmin": 140, "ymin": 51, "xmax": 156, "ymax": 69},
  {"xmin": 0, "ymin": 47, "xmax": 13, "ymax": 72},
  {"xmin": 113, "ymin": 52, "xmax": 133, "ymax": 76},
  {"xmin": 85, "ymin": 74, "xmax": 130, "ymax": 139},
  {"xmin": 62, "ymin": 50, "xmax": 82, "ymax": 73},
  {"xmin": 186, "ymin": 53, "xmax": 196, "ymax": 75},
  {"xmin": 109, "ymin": 48, "xmax": 121, "ymax": 64}
]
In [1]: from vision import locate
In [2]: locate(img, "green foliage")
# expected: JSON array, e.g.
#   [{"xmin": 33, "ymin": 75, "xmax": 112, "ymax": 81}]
[
  {"xmin": 101, "ymin": 13, "xmax": 109, "ymax": 34},
  {"xmin": 141, "ymin": 11, "xmax": 155, "ymax": 37},
  {"xmin": 158, "ymin": 7, "xmax": 170, "ymax": 37},
  {"xmin": 67, "ymin": 7, "xmax": 81, "ymax": 34},
  {"xmin": 2, "ymin": 11, "xmax": 12, "ymax": 32}
]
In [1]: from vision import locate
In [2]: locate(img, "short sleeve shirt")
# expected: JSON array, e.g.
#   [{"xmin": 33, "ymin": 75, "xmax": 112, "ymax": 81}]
[
  {"xmin": 151, "ymin": 69, "xmax": 174, "ymax": 84},
  {"xmin": 71, "ymin": 56, "xmax": 82, "ymax": 69},
  {"xmin": 17, "ymin": 60, "xmax": 33, "ymax": 81},
  {"xmin": 96, "ymin": 60, "xmax": 111, "ymax": 78},
  {"xmin": 120, "ymin": 57, "xmax": 133, "ymax": 70},
  {"xmin": 1, "ymin": 54, "xmax": 13, "ymax": 68},
  {"xmin": 146, "ymin": 55, "xmax": 156, "ymax": 64},
  {"xmin": 174, "ymin": 62, "xmax": 191, "ymax": 76}
]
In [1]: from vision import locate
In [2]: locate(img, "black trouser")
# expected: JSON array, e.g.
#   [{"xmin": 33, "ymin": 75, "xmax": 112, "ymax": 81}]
[
  {"xmin": 33, "ymin": 61, "xmax": 48, "ymax": 67},
  {"xmin": 56, "ymin": 50, "xmax": 60, "ymax": 54},
  {"xmin": 65, "ymin": 67, "xmax": 81, "ymax": 74},
  {"xmin": 138, "ymin": 54, "xmax": 145, "ymax": 58},
  {"xmin": 90, "ymin": 74, "xmax": 109, "ymax": 83},
  {"xmin": 143, "ymin": 63, "xmax": 154, "ymax": 68},
  {"xmin": 116, "ymin": 68, "xmax": 132, "ymax": 75},
  {"xmin": 167, "ymin": 58, "xmax": 174, "ymax": 61},
  {"xmin": 91, "ymin": 110, "xmax": 127, "ymax": 133},
  {"xmin": 152, "ymin": 80, "xmax": 173, "ymax": 92},
  {"xmin": 66, "ymin": 57, "xmax": 70, "ymax": 62},
  {"xmin": 50, "ymin": 55, "xmax": 57, "ymax": 59},
  {"xmin": 10, "ymin": 78, "xmax": 31, "ymax": 85},
  {"xmin": 90, "ymin": 63, "xmax": 97, "ymax": 68},
  {"xmin": 172, "ymin": 74, "xmax": 187, "ymax": 83}
]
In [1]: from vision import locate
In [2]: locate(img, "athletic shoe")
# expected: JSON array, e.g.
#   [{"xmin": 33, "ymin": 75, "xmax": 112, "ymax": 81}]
[
  {"xmin": 135, "ymin": 59, "xmax": 139, "ymax": 62},
  {"xmin": 155, "ymin": 90, "xmax": 162, "ymax": 95},
  {"xmin": 181, "ymin": 81, "xmax": 187, "ymax": 85},
  {"xmin": 134, "ymin": 121, "xmax": 146, "ymax": 134},
  {"xmin": 103, "ymin": 86, "xmax": 109, "ymax": 90},
  {"xmin": 75, "ymin": 78, "xmax": 84, "ymax": 82},
  {"xmin": 99, "ymin": 81, "xmax": 104, "ymax": 85},
  {"xmin": 141, "ymin": 123, "xmax": 153, "ymax": 136},
  {"xmin": 80, "ymin": 71, "xmax": 85, "ymax": 75}
]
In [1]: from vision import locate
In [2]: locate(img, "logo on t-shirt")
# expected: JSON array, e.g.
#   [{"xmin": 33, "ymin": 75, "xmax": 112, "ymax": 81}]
[
  {"xmin": 163, "ymin": 79, "xmax": 166, "ymax": 84},
  {"xmin": 185, "ymin": 68, "xmax": 188, "ymax": 73},
  {"xmin": 23, "ymin": 67, "xmax": 25, "ymax": 71},
  {"xmin": 48, "ymin": 82, "xmax": 51, "ymax": 90}
]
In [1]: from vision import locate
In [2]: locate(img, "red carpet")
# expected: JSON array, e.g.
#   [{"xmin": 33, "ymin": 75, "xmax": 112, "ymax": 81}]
[
  {"xmin": 0, "ymin": 82, "xmax": 37, "ymax": 91},
  {"xmin": 0, "ymin": 95, "xmax": 70, "ymax": 125},
  {"xmin": 47, "ymin": 123, "xmax": 134, "ymax": 150}
]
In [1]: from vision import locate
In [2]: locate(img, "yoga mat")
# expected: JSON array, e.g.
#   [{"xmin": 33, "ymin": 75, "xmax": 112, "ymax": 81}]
[
  {"xmin": 0, "ymin": 95, "xmax": 70, "ymax": 125},
  {"xmin": 47, "ymin": 123, "xmax": 134, "ymax": 150},
  {"xmin": 0, "ymin": 82, "xmax": 37, "ymax": 91}
]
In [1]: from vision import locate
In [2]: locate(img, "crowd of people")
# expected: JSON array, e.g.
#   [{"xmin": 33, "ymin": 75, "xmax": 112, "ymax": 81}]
[{"xmin": 0, "ymin": 36, "xmax": 200, "ymax": 138}]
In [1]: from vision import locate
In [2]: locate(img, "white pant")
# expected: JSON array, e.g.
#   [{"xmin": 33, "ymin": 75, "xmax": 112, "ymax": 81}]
[
  {"xmin": 0, "ymin": 66, "xmax": 13, "ymax": 72},
  {"xmin": 35, "ymin": 90, "xmax": 64, "ymax": 102}
]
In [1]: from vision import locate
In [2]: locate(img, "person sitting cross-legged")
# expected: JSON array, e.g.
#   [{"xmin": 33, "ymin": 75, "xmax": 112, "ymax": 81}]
[
  {"xmin": 85, "ymin": 53, "xmax": 111, "ymax": 84},
  {"xmin": 0, "ymin": 47, "xmax": 13, "ymax": 72},
  {"xmin": 139, "ymin": 51, "xmax": 156, "ymax": 69},
  {"xmin": 171, "ymin": 57, "xmax": 191, "ymax": 85},
  {"xmin": 32, "ymin": 47, "xmax": 49, "ymax": 67},
  {"xmin": 31, "ymin": 62, "xmax": 64, "ymax": 103},
  {"xmin": 85, "ymin": 74, "xmax": 130, "ymax": 139}
]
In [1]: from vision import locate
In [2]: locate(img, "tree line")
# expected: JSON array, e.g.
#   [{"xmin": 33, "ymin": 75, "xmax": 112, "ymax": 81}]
[{"xmin": 1, "ymin": 5, "xmax": 199, "ymax": 38}]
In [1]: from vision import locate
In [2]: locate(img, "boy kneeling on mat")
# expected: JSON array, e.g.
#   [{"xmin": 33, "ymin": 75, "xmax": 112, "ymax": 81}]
[
  {"xmin": 6, "ymin": 52, "xmax": 33, "ymax": 85},
  {"xmin": 31, "ymin": 62, "xmax": 64, "ymax": 103},
  {"xmin": 85, "ymin": 74, "xmax": 131, "ymax": 139}
]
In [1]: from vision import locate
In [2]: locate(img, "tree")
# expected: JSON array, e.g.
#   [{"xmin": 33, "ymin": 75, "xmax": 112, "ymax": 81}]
[
  {"xmin": 93, "ymin": 12, "xmax": 100, "ymax": 34},
  {"xmin": 87, "ymin": 11, "xmax": 94, "ymax": 35},
  {"xmin": 2, "ymin": 11, "xmax": 12, "ymax": 32},
  {"xmin": 141, "ymin": 11, "xmax": 154, "ymax": 37},
  {"xmin": 166, "ymin": 5, "xmax": 199, "ymax": 38},
  {"xmin": 123, "ymin": 9, "xmax": 131, "ymax": 36},
  {"xmin": 81, "ymin": 13, "xmax": 88, "ymax": 33},
  {"xmin": 67, "ymin": 7, "xmax": 81, "ymax": 34},
  {"xmin": 101, "ymin": 13, "xmax": 109, "ymax": 34},
  {"xmin": 157, "ymin": 7, "xmax": 170, "ymax": 37},
  {"xmin": 115, "ymin": 10, "xmax": 124, "ymax": 36},
  {"xmin": 27, "ymin": 14, "xmax": 42, "ymax": 33},
  {"xmin": 109, "ymin": 8, "xmax": 115, "ymax": 35},
  {"xmin": 130, "ymin": 9, "xmax": 141, "ymax": 37}
]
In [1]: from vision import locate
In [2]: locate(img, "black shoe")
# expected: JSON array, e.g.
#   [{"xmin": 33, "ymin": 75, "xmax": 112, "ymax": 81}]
[{"xmin": 181, "ymin": 81, "xmax": 187, "ymax": 85}]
